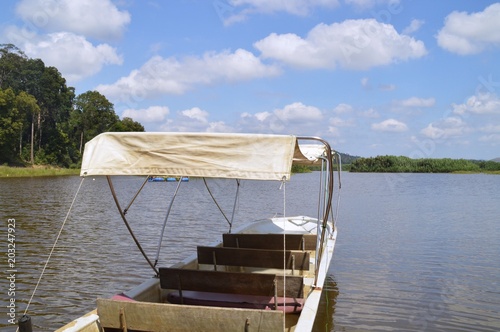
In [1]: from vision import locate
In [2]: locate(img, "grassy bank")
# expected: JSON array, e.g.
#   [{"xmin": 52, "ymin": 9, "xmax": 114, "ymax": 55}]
[
  {"xmin": 350, "ymin": 155, "xmax": 500, "ymax": 173},
  {"xmin": 452, "ymin": 170, "xmax": 500, "ymax": 175},
  {"xmin": 0, "ymin": 166, "xmax": 80, "ymax": 177}
]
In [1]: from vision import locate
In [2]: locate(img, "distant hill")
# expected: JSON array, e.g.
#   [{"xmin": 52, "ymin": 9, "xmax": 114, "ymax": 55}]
[
  {"xmin": 492, "ymin": 158, "xmax": 500, "ymax": 162},
  {"xmin": 338, "ymin": 152, "xmax": 361, "ymax": 164}
]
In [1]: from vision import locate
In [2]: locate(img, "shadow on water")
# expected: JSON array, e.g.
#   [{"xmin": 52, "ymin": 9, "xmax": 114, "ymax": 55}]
[{"xmin": 313, "ymin": 274, "xmax": 339, "ymax": 332}]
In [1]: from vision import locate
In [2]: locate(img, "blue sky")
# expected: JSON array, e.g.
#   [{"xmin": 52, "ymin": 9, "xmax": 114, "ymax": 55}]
[{"xmin": 1, "ymin": 0, "xmax": 500, "ymax": 160}]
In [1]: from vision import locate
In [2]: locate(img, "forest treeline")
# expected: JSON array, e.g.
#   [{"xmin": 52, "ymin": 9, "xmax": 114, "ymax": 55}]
[
  {"xmin": 350, "ymin": 155, "xmax": 500, "ymax": 173},
  {"xmin": 0, "ymin": 44, "xmax": 144, "ymax": 167}
]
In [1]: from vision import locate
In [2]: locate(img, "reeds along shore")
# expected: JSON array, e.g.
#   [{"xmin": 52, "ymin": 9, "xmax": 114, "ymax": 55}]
[{"xmin": 349, "ymin": 155, "xmax": 500, "ymax": 173}]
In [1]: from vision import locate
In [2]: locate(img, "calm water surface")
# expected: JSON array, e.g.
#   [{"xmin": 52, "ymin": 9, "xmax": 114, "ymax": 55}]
[{"xmin": 1, "ymin": 172, "xmax": 499, "ymax": 331}]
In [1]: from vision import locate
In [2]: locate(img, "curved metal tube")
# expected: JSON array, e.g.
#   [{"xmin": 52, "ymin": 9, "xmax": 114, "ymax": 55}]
[
  {"xmin": 107, "ymin": 176, "xmax": 159, "ymax": 276},
  {"xmin": 296, "ymin": 136, "xmax": 335, "ymax": 285},
  {"xmin": 154, "ymin": 178, "xmax": 183, "ymax": 267}
]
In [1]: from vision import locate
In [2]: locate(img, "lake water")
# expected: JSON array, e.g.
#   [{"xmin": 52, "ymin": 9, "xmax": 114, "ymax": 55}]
[{"xmin": 1, "ymin": 172, "xmax": 499, "ymax": 331}]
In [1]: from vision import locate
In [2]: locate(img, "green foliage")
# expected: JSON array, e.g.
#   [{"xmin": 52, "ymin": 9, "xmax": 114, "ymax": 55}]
[
  {"xmin": 112, "ymin": 117, "xmax": 145, "ymax": 132},
  {"xmin": 0, "ymin": 88, "xmax": 22, "ymax": 162},
  {"xmin": 350, "ymin": 155, "xmax": 500, "ymax": 173},
  {"xmin": 473, "ymin": 160, "xmax": 500, "ymax": 171},
  {"xmin": 73, "ymin": 90, "xmax": 119, "ymax": 147},
  {"xmin": 291, "ymin": 164, "xmax": 312, "ymax": 173},
  {"xmin": 338, "ymin": 152, "xmax": 360, "ymax": 164},
  {"xmin": 0, "ymin": 165, "xmax": 80, "ymax": 177},
  {"xmin": 0, "ymin": 44, "xmax": 145, "ymax": 167}
]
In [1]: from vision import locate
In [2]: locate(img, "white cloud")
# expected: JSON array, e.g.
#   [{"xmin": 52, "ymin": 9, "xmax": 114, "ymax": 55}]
[
  {"xmin": 229, "ymin": 0, "xmax": 339, "ymax": 15},
  {"xmin": 254, "ymin": 111, "xmax": 272, "ymax": 122},
  {"xmin": 333, "ymin": 103, "xmax": 353, "ymax": 114},
  {"xmin": 328, "ymin": 126, "xmax": 341, "ymax": 137},
  {"xmin": 361, "ymin": 108, "xmax": 379, "ymax": 118},
  {"xmin": 478, "ymin": 124, "xmax": 500, "ymax": 145},
  {"xmin": 397, "ymin": 97, "xmax": 435, "ymax": 107},
  {"xmin": 15, "ymin": 0, "xmax": 131, "ymax": 41},
  {"xmin": 274, "ymin": 102, "xmax": 322, "ymax": 122},
  {"xmin": 97, "ymin": 49, "xmax": 281, "ymax": 105},
  {"xmin": 158, "ymin": 107, "xmax": 233, "ymax": 133},
  {"xmin": 5, "ymin": 28, "xmax": 123, "ymax": 83},
  {"xmin": 436, "ymin": 3, "xmax": 500, "ymax": 55},
  {"xmin": 480, "ymin": 124, "xmax": 500, "ymax": 133},
  {"xmin": 207, "ymin": 121, "xmax": 234, "ymax": 133},
  {"xmin": 238, "ymin": 102, "xmax": 324, "ymax": 134},
  {"xmin": 254, "ymin": 19, "xmax": 427, "ymax": 70},
  {"xmin": 344, "ymin": 0, "xmax": 399, "ymax": 10},
  {"xmin": 181, "ymin": 107, "xmax": 209, "ymax": 123},
  {"xmin": 452, "ymin": 93, "xmax": 500, "ymax": 115},
  {"xmin": 420, "ymin": 117, "xmax": 470, "ymax": 140},
  {"xmin": 219, "ymin": 0, "xmax": 339, "ymax": 24},
  {"xmin": 478, "ymin": 134, "xmax": 500, "ymax": 143},
  {"xmin": 402, "ymin": 19, "xmax": 424, "ymax": 35},
  {"xmin": 372, "ymin": 119, "xmax": 408, "ymax": 132},
  {"xmin": 122, "ymin": 106, "xmax": 170, "ymax": 123},
  {"xmin": 329, "ymin": 117, "xmax": 354, "ymax": 127}
]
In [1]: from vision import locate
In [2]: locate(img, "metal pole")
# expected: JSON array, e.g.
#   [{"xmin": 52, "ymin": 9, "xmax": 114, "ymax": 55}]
[
  {"xmin": 18, "ymin": 315, "xmax": 32, "ymax": 332},
  {"xmin": 107, "ymin": 176, "xmax": 159, "ymax": 275},
  {"xmin": 154, "ymin": 179, "xmax": 182, "ymax": 267},
  {"xmin": 228, "ymin": 179, "xmax": 241, "ymax": 233}
]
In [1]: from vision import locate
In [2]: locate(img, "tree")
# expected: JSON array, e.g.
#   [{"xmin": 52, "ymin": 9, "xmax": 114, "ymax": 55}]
[
  {"xmin": 0, "ymin": 44, "xmax": 146, "ymax": 167},
  {"xmin": 0, "ymin": 88, "xmax": 23, "ymax": 163},
  {"xmin": 0, "ymin": 44, "xmax": 27, "ymax": 90},
  {"xmin": 15, "ymin": 91, "xmax": 40, "ymax": 164},
  {"xmin": 73, "ymin": 91, "xmax": 119, "ymax": 153},
  {"xmin": 112, "ymin": 117, "xmax": 145, "ymax": 132}
]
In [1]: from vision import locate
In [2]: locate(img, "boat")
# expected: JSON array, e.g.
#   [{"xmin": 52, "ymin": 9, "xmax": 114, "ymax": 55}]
[
  {"xmin": 148, "ymin": 176, "xmax": 166, "ymax": 182},
  {"xmin": 55, "ymin": 132, "xmax": 341, "ymax": 332}
]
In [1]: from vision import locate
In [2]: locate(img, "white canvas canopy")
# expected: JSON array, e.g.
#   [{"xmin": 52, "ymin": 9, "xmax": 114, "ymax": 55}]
[{"xmin": 80, "ymin": 132, "xmax": 327, "ymax": 181}]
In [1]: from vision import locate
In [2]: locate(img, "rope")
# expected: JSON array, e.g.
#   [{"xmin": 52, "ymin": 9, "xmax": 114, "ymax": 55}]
[{"xmin": 20, "ymin": 177, "xmax": 85, "ymax": 323}]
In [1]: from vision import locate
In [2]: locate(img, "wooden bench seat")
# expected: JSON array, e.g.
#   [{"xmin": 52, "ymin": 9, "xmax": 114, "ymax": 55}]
[
  {"xmin": 222, "ymin": 233, "xmax": 317, "ymax": 250},
  {"xmin": 97, "ymin": 298, "xmax": 285, "ymax": 331},
  {"xmin": 159, "ymin": 268, "xmax": 304, "ymax": 313},
  {"xmin": 167, "ymin": 290, "xmax": 304, "ymax": 313},
  {"xmin": 197, "ymin": 246, "xmax": 310, "ymax": 271}
]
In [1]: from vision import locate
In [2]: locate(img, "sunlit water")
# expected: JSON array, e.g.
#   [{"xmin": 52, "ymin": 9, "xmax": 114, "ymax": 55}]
[{"xmin": 1, "ymin": 173, "xmax": 499, "ymax": 331}]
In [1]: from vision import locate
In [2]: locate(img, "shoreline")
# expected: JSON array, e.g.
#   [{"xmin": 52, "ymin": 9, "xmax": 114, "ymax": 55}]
[
  {"xmin": 0, "ymin": 166, "xmax": 80, "ymax": 178},
  {"xmin": 1, "ymin": 166, "xmax": 499, "ymax": 178}
]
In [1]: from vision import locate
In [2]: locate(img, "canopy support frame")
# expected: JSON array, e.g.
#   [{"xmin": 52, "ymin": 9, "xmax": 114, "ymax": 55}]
[
  {"xmin": 106, "ymin": 176, "xmax": 159, "ymax": 276},
  {"xmin": 154, "ymin": 178, "xmax": 183, "ymax": 267},
  {"xmin": 296, "ymin": 137, "xmax": 335, "ymax": 285}
]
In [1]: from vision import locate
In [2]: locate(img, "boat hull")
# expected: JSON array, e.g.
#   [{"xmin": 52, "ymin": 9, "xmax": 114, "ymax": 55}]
[{"xmin": 56, "ymin": 216, "xmax": 336, "ymax": 332}]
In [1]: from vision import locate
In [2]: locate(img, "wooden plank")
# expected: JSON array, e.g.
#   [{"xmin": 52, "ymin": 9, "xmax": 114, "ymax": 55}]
[
  {"xmin": 197, "ymin": 246, "xmax": 310, "ymax": 270},
  {"xmin": 160, "ymin": 268, "xmax": 275, "ymax": 296},
  {"xmin": 223, "ymin": 233, "xmax": 317, "ymax": 250},
  {"xmin": 97, "ymin": 298, "xmax": 284, "ymax": 332},
  {"xmin": 159, "ymin": 268, "xmax": 303, "ymax": 298}
]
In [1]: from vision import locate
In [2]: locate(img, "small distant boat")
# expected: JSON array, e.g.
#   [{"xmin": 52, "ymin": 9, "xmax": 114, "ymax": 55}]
[
  {"xmin": 149, "ymin": 176, "xmax": 189, "ymax": 183},
  {"xmin": 56, "ymin": 132, "xmax": 341, "ymax": 332},
  {"xmin": 148, "ymin": 176, "xmax": 166, "ymax": 182}
]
